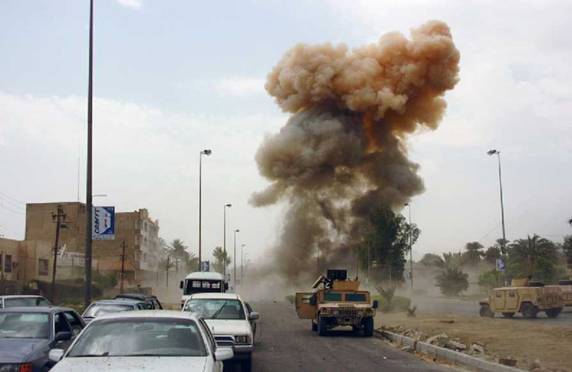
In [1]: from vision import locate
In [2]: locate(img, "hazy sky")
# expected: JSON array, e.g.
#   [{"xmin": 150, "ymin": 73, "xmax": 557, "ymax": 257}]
[{"xmin": 1, "ymin": 0, "xmax": 571, "ymax": 265}]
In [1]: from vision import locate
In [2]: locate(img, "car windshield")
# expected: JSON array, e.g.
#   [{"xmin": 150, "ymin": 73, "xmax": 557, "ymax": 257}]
[
  {"xmin": 0, "ymin": 312, "xmax": 50, "ymax": 339},
  {"xmin": 84, "ymin": 304, "xmax": 134, "ymax": 318},
  {"xmin": 183, "ymin": 299, "xmax": 245, "ymax": 320},
  {"xmin": 67, "ymin": 318, "xmax": 207, "ymax": 357},
  {"xmin": 4, "ymin": 297, "xmax": 51, "ymax": 308}
]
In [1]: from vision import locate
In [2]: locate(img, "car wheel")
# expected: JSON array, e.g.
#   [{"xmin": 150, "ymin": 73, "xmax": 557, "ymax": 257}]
[
  {"xmin": 311, "ymin": 320, "xmax": 317, "ymax": 332},
  {"xmin": 502, "ymin": 312, "xmax": 514, "ymax": 318},
  {"xmin": 318, "ymin": 316, "xmax": 327, "ymax": 336},
  {"xmin": 479, "ymin": 304, "xmax": 494, "ymax": 318},
  {"xmin": 521, "ymin": 303, "xmax": 538, "ymax": 319},
  {"xmin": 545, "ymin": 307, "xmax": 562, "ymax": 318},
  {"xmin": 362, "ymin": 317, "xmax": 374, "ymax": 337}
]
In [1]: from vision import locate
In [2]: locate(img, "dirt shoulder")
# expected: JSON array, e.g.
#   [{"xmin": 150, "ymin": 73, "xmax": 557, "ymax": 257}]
[{"xmin": 375, "ymin": 311, "xmax": 572, "ymax": 371}]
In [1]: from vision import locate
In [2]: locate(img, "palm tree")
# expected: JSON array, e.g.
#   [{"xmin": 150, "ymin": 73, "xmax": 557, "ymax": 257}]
[{"xmin": 212, "ymin": 246, "xmax": 230, "ymax": 274}]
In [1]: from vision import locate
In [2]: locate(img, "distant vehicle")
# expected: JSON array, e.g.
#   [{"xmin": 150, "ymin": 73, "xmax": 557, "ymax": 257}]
[
  {"xmin": 113, "ymin": 293, "xmax": 163, "ymax": 309},
  {"xmin": 0, "ymin": 306, "xmax": 85, "ymax": 371},
  {"xmin": 180, "ymin": 272, "xmax": 228, "ymax": 308},
  {"xmin": 479, "ymin": 279, "xmax": 564, "ymax": 318},
  {"xmin": 183, "ymin": 292, "xmax": 258, "ymax": 371},
  {"xmin": 295, "ymin": 269, "xmax": 378, "ymax": 337},
  {"xmin": 82, "ymin": 299, "xmax": 146, "ymax": 323},
  {"xmin": 557, "ymin": 280, "xmax": 572, "ymax": 307},
  {"xmin": 48, "ymin": 310, "xmax": 233, "ymax": 372},
  {"xmin": 0, "ymin": 295, "xmax": 51, "ymax": 309}
]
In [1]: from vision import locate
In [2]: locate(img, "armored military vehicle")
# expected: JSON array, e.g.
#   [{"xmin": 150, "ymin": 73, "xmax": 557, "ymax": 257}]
[
  {"xmin": 557, "ymin": 279, "xmax": 572, "ymax": 307},
  {"xmin": 294, "ymin": 269, "xmax": 378, "ymax": 336},
  {"xmin": 479, "ymin": 278, "xmax": 563, "ymax": 319}
]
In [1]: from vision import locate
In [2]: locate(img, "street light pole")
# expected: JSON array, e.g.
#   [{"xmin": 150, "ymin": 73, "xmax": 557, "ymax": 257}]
[
  {"xmin": 233, "ymin": 229, "xmax": 239, "ymax": 290},
  {"xmin": 198, "ymin": 149, "xmax": 212, "ymax": 271},
  {"xmin": 405, "ymin": 203, "xmax": 413, "ymax": 290},
  {"xmin": 487, "ymin": 149, "xmax": 507, "ymax": 252},
  {"xmin": 84, "ymin": 0, "xmax": 94, "ymax": 309},
  {"xmin": 223, "ymin": 203, "xmax": 231, "ymax": 279},
  {"xmin": 241, "ymin": 244, "xmax": 245, "ymax": 284}
]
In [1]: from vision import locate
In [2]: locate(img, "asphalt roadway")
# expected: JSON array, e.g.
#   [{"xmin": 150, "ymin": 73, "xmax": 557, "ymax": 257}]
[{"xmin": 225, "ymin": 301, "xmax": 455, "ymax": 372}]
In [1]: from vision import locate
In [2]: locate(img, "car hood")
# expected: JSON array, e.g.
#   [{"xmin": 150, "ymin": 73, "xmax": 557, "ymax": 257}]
[
  {"xmin": 204, "ymin": 319, "xmax": 252, "ymax": 336},
  {"xmin": 0, "ymin": 338, "xmax": 48, "ymax": 363},
  {"xmin": 52, "ymin": 356, "xmax": 207, "ymax": 372}
]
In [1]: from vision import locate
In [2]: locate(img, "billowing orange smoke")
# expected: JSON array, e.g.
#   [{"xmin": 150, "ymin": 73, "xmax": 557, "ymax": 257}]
[{"xmin": 252, "ymin": 21, "xmax": 460, "ymax": 283}]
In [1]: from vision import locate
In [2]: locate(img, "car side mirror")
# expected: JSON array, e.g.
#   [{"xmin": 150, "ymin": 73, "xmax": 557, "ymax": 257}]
[
  {"xmin": 372, "ymin": 300, "xmax": 379, "ymax": 309},
  {"xmin": 49, "ymin": 349, "xmax": 65, "ymax": 363},
  {"xmin": 214, "ymin": 347, "xmax": 234, "ymax": 361},
  {"xmin": 248, "ymin": 311, "xmax": 260, "ymax": 321},
  {"xmin": 55, "ymin": 331, "xmax": 72, "ymax": 342},
  {"xmin": 179, "ymin": 281, "xmax": 183, "ymax": 289}
]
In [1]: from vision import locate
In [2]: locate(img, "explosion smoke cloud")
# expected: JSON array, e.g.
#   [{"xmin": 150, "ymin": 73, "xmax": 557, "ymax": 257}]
[{"xmin": 252, "ymin": 21, "xmax": 460, "ymax": 283}]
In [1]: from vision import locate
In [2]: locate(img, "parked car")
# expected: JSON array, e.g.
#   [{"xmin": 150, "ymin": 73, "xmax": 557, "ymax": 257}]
[
  {"xmin": 0, "ymin": 306, "xmax": 85, "ymax": 371},
  {"xmin": 113, "ymin": 293, "xmax": 163, "ymax": 309},
  {"xmin": 82, "ymin": 299, "xmax": 146, "ymax": 323},
  {"xmin": 48, "ymin": 311, "xmax": 233, "ymax": 372},
  {"xmin": 0, "ymin": 295, "xmax": 51, "ymax": 309},
  {"xmin": 183, "ymin": 293, "xmax": 259, "ymax": 371}
]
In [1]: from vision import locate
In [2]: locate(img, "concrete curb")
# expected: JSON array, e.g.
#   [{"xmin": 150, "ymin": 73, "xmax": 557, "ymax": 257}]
[{"xmin": 375, "ymin": 330, "xmax": 525, "ymax": 372}]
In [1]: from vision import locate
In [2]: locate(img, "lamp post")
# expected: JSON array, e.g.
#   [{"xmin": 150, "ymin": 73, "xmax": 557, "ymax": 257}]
[
  {"xmin": 233, "ymin": 229, "xmax": 240, "ymax": 290},
  {"xmin": 198, "ymin": 149, "xmax": 212, "ymax": 271},
  {"xmin": 223, "ymin": 203, "xmax": 231, "ymax": 279},
  {"xmin": 404, "ymin": 203, "xmax": 413, "ymax": 290},
  {"xmin": 487, "ymin": 149, "xmax": 507, "ymax": 253},
  {"xmin": 241, "ymin": 244, "xmax": 245, "ymax": 284}
]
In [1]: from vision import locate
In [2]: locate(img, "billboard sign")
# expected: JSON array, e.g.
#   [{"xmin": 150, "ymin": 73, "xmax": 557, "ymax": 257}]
[{"xmin": 92, "ymin": 206, "xmax": 115, "ymax": 240}]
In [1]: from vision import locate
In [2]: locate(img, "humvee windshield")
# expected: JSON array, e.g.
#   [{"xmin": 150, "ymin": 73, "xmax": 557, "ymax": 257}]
[
  {"xmin": 346, "ymin": 293, "xmax": 367, "ymax": 302},
  {"xmin": 324, "ymin": 292, "xmax": 342, "ymax": 301}
]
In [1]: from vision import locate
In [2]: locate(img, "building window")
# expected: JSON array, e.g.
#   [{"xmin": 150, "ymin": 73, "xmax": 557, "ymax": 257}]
[
  {"xmin": 38, "ymin": 259, "xmax": 49, "ymax": 276},
  {"xmin": 4, "ymin": 255, "xmax": 12, "ymax": 273}
]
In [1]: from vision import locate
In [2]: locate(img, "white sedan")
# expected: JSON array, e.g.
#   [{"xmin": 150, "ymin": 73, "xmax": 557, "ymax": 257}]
[
  {"xmin": 48, "ymin": 310, "xmax": 233, "ymax": 372},
  {"xmin": 183, "ymin": 293, "xmax": 259, "ymax": 371}
]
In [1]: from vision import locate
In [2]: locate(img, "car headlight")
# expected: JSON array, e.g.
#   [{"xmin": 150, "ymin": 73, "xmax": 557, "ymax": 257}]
[{"xmin": 235, "ymin": 335, "xmax": 251, "ymax": 344}]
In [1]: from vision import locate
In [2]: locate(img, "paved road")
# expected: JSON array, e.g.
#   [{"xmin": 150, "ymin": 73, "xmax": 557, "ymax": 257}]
[{"xmin": 226, "ymin": 301, "xmax": 454, "ymax": 372}]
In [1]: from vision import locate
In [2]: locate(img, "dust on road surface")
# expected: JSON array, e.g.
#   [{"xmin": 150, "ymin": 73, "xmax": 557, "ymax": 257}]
[
  {"xmin": 239, "ymin": 301, "xmax": 456, "ymax": 372},
  {"xmin": 378, "ymin": 309, "xmax": 572, "ymax": 371}
]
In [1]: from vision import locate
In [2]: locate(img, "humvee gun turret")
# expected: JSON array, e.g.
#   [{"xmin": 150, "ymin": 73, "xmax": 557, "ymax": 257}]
[{"xmin": 294, "ymin": 269, "xmax": 378, "ymax": 336}]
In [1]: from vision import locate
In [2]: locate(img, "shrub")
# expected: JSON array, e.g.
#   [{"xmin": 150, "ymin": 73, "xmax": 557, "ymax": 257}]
[
  {"xmin": 478, "ymin": 270, "xmax": 501, "ymax": 290},
  {"xmin": 435, "ymin": 267, "xmax": 469, "ymax": 297}
]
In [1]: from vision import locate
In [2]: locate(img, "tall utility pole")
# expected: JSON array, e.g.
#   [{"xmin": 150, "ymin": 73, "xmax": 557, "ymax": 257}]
[
  {"xmin": 223, "ymin": 203, "xmax": 231, "ymax": 279},
  {"xmin": 166, "ymin": 255, "xmax": 170, "ymax": 287},
  {"xmin": 233, "ymin": 229, "xmax": 239, "ymax": 290},
  {"xmin": 240, "ymin": 244, "xmax": 245, "ymax": 284},
  {"xmin": 51, "ymin": 205, "xmax": 66, "ymax": 303},
  {"xmin": 198, "ymin": 149, "xmax": 212, "ymax": 271},
  {"xmin": 84, "ymin": 0, "xmax": 94, "ymax": 309},
  {"xmin": 405, "ymin": 203, "xmax": 413, "ymax": 290},
  {"xmin": 487, "ymin": 149, "xmax": 507, "ymax": 253},
  {"xmin": 119, "ymin": 241, "xmax": 126, "ymax": 294}
]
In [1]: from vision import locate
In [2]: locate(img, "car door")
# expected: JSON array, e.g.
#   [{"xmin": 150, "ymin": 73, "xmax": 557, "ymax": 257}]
[
  {"xmin": 245, "ymin": 302, "xmax": 257, "ymax": 337},
  {"xmin": 199, "ymin": 318, "xmax": 223, "ymax": 372},
  {"xmin": 295, "ymin": 292, "xmax": 316, "ymax": 319}
]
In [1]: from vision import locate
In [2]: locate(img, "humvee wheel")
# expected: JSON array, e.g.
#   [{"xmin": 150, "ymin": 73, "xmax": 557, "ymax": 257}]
[
  {"xmin": 311, "ymin": 321, "xmax": 318, "ymax": 332},
  {"xmin": 521, "ymin": 303, "xmax": 538, "ymax": 319},
  {"xmin": 545, "ymin": 308, "xmax": 562, "ymax": 318},
  {"xmin": 363, "ymin": 317, "xmax": 374, "ymax": 337},
  {"xmin": 479, "ymin": 304, "xmax": 494, "ymax": 318},
  {"xmin": 318, "ymin": 316, "xmax": 328, "ymax": 336},
  {"xmin": 502, "ymin": 312, "xmax": 515, "ymax": 318}
]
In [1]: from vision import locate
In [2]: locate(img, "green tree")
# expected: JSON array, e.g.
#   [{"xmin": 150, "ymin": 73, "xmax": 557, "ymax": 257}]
[
  {"xmin": 442, "ymin": 252, "xmax": 464, "ymax": 268},
  {"xmin": 507, "ymin": 235, "xmax": 562, "ymax": 283},
  {"xmin": 420, "ymin": 253, "xmax": 444, "ymax": 268},
  {"xmin": 484, "ymin": 246, "xmax": 501, "ymax": 265},
  {"xmin": 463, "ymin": 241, "xmax": 484, "ymax": 266},
  {"xmin": 435, "ymin": 267, "xmax": 469, "ymax": 296},
  {"xmin": 562, "ymin": 235, "xmax": 572, "ymax": 269},
  {"xmin": 168, "ymin": 239, "xmax": 198, "ymax": 272},
  {"xmin": 360, "ymin": 205, "xmax": 420, "ymax": 283},
  {"xmin": 212, "ymin": 246, "xmax": 231, "ymax": 274}
]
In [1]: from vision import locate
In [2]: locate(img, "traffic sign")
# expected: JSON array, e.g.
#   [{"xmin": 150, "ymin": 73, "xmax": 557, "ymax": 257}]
[
  {"xmin": 201, "ymin": 261, "xmax": 210, "ymax": 272},
  {"xmin": 92, "ymin": 206, "xmax": 115, "ymax": 240},
  {"xmin": 496, "ymin": 258, "xmax": 505, "ymax": 272}
]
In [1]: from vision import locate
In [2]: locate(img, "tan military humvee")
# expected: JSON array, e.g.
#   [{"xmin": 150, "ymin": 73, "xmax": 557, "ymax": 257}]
[
  {"xmin": 479, "ymin": 279, "xmax": 563, "ymax": 319},
  {"xmin": 557, "ymin": 280, "xmax": 572, "ymax": 307},
  {"xmin": 294, "ymin": 269, "xmax": 378, "ymax": 337}
]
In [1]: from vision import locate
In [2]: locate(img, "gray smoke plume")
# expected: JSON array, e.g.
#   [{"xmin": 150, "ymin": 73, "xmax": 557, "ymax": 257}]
[{"xmin": 251, "ymin": 21, "xmax": 460, "ymax": 284}]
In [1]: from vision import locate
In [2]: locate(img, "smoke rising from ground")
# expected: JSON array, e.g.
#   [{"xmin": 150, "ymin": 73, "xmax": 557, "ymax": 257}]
[{"xmin": 251, "ymin": 21, "xmax": 460, "ymax": 285}]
